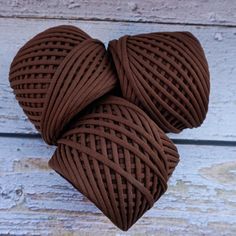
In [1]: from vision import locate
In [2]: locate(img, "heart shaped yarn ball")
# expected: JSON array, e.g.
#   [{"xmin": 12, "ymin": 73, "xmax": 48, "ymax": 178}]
[
  {"xmin": 108, "ymin": 32, "xmax": 210, "ymax": 133},
  {"xmin": 9, "ymin": 25, "xmax": 116, "ymax": 144},
  {"xmin": 49, "ymin": 96, "xmax": 179, "ymax": 230}
]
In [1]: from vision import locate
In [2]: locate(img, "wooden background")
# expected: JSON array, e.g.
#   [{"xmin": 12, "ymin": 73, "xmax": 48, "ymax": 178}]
[{"xmin": 0, "ymin": 0, "xmax": 236, "ymax": 235}]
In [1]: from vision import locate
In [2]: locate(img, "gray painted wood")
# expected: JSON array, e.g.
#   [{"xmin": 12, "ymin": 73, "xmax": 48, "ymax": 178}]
[
  {"xmin": 0, "ymin": 0, "xmax": 236, "ymax": 26},
  {"xmin": 0, "ymin": 137, "xmax": 235, "ymax": 235},
  {"xmin": 1, "ymin": 18, "xmax": 236, "ymax": 141}
]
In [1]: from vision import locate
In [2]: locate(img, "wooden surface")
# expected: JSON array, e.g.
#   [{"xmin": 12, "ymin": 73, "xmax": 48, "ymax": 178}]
[
  {"xmin": 0, "ymin": 0, "xmax": 236, "ymax": 26},
  {"xmin": 0, "ymin": 1, "xmax": 236, "ymax": 235},
  {"xmin": 1, "ymin": 138, "xmax": 236, "ymax": 235},
  {"xmin": 1, "ymin": 18, "xmax": 236, "ymax": 141}
]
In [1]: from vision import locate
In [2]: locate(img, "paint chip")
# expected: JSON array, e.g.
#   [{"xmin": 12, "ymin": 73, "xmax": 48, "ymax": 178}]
[{"xmin": 214, "ymin": 32, "xmax": 223, "ymax": 41}]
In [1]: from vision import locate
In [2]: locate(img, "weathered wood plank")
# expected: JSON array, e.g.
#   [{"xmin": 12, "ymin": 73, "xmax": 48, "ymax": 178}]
[
  {"xmin": 1, "ymin": 18, "xmax": 236, "ymax": 141},
  {"xmin": 0, "ymin": 137, "xmax": 235, "ymax": 235},
  {"xmin": 0, "ymin": 0, "xmax": 236, "ymax": 26}
]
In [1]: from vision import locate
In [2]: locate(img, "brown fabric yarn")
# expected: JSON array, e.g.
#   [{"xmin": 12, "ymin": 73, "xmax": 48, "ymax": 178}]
[
  {"xmin": 9, "ymin": 25, "xmax": 117, "ymax": 144},
  {"xmin": 49, "ymin": 96, "xmax": 179, "ymax": 231},
  {"xmin": 108, "ymin": 32, "xmax": 210, "ymax": 133}
]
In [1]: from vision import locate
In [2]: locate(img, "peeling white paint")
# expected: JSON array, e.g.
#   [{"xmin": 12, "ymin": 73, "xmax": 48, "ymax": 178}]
[
  {"xmin": 1, "ymin": 18, "xmax": 236, "ymax": 141},
  {"xmin": 0, "ymin": 137, "xmax": 236, "ymax": 234}
]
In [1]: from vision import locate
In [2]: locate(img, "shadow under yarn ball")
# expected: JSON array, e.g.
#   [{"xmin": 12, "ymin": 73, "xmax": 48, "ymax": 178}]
[
  {"xmin": 49, "ymin": 96, "xmax": 179, "ymax": 231},
  {"xmin": 9, "ymin": 25, "xmax": 117, "ymax": 144},
  {"xmin": 108, "ymin": 31, "xmax": 210, "ymax": 133}
]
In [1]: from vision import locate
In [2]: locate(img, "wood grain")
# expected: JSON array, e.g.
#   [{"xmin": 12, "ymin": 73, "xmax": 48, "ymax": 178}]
[
  {"xmin": 0, "ymin": 0, "xmax": 236, "ymax": 26},
  {"xmin": 1, "ymin": 18, "xmax": 236, "ymax": 141},
  {"xmin": 0, "ymin": 137, "xmax": 235, "ymax": 235}
]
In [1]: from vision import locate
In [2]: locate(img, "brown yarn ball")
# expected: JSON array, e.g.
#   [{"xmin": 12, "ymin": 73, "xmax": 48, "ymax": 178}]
[
  {"xmin": 108, "ymin": 32, "xmax": 210, "ymax": 133},
  {"xmin": 49, "ymin": 96, "xmax": 179, "ymax": 231},
  {"xmin": 9, "ymin": 25, "xmax": 116, "ymax": 144}
]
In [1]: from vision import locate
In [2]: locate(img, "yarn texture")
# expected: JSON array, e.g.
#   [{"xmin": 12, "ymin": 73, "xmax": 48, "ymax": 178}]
[
  {"xmin": 9, "ymin": 25, "xmax": 116, "ymax": 144},
  {"xmin": 9, "ymin": 25, "xmax": 211, "ymax": 231},
  {"xmin": 108, "ymin": 32, "xmax": 210, "ymax": 133},
  {"xmin": 49, "ymin": 96, "xmax": 179, "ymax": 231}
]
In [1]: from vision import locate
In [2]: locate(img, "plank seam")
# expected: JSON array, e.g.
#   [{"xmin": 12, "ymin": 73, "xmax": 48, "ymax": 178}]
[
  {"xmin": 0, "ymin": 15, "xmax": 236, "ymax": 28},
  {"xmin": 0, "ymin": 133, "xmax": 235, "ymax": 146}
]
